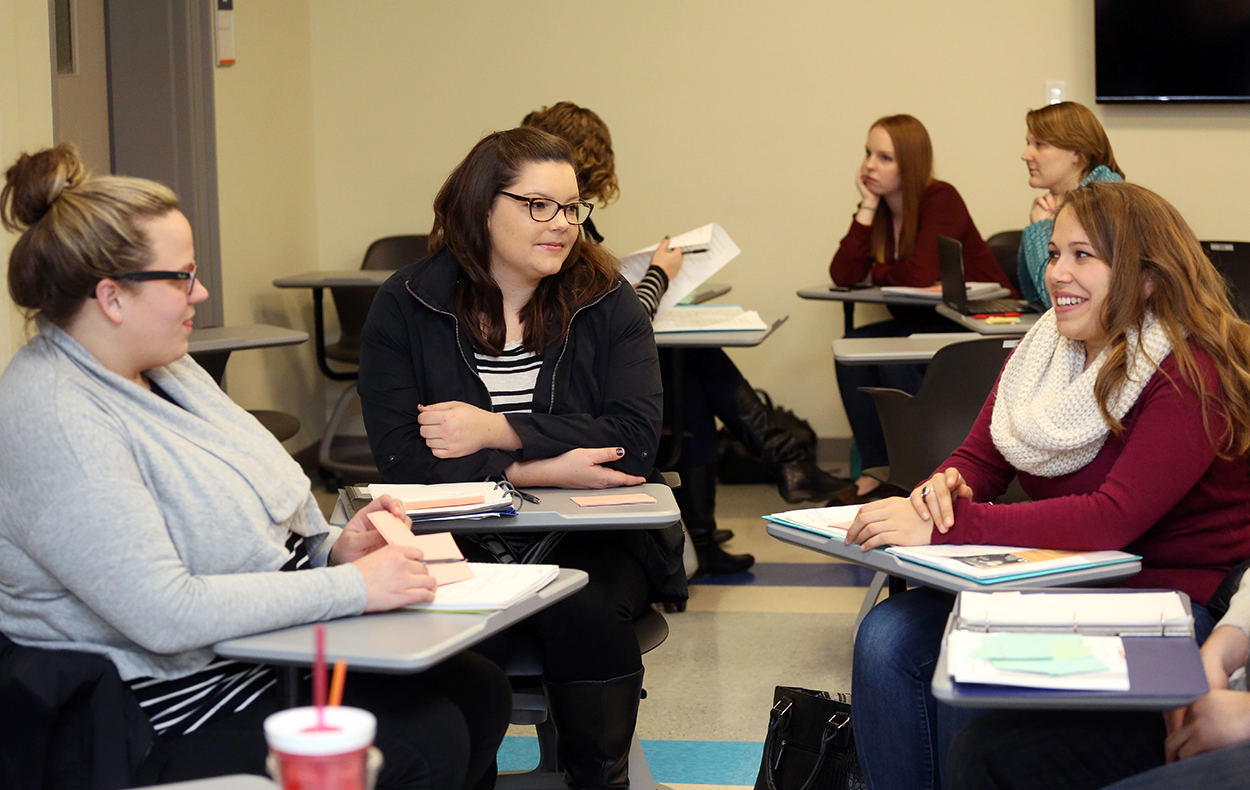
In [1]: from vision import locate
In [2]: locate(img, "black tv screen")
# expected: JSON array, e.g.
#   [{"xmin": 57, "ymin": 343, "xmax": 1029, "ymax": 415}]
[{"xmin": 1096, "ymin": 0, "xmax": 1250, "ymax": 103}]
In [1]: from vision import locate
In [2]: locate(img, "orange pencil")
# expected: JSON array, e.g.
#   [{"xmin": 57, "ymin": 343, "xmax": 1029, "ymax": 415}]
[{"xmin": 328, "ymin": 659, "xmax": 347, "ymax": 706}]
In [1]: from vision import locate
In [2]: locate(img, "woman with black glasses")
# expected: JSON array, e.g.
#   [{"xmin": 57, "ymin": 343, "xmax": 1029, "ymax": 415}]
[
  {"xmin": 358, "ymin": 127, "xmax": 686, "ymax": 789},
  {"xmin": 0, "ymin": 143, "xmax": 510, "ymax": 789}
]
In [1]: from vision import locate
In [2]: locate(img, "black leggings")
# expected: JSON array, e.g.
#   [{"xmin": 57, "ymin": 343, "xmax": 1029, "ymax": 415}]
[
  {"xmin": 134, "ymin": 652, "xmax": 511, "ymax": 790},
  {"xmin": 462, "ymin": 531, "xmax": 652, "ymax": 682}
]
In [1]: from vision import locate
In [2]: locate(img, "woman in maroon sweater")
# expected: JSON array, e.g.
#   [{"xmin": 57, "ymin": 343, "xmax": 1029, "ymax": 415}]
[
  {"xmin": 844, "ymin": 182, "xmax": 1250, "ymax": 790},
  {"xmin": 830, "ymin": 115, "xmax": 1015, "ymax": 502}
]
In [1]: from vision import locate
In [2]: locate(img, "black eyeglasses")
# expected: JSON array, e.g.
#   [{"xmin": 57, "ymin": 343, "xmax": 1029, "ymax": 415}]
[
  {"xmin": 113, "ymin": 264, "xmax": 198, "ymax": 295},
  {"xmin": 497, "ymin": 191, "xmax": 594, "ymax": 225}
]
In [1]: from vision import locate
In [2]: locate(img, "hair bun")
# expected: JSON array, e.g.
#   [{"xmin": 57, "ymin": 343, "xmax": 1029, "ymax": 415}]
[{"xmin": 1, "ymin": 143, "xmax": 86, "ymax": 232}]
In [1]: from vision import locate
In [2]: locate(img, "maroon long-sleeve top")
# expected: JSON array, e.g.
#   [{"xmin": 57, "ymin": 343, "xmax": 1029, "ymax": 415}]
[
  {"xmin": 931, "ymin": 347, "xmax": 1250, "ymax": 606},
  {"xmin": 830, "ymin": 180, "xmax": 1017, "ymax": 296}
]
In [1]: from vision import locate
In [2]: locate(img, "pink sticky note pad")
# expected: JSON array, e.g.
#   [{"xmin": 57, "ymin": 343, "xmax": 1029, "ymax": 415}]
[
  {"xmin": 404, "ymin": 495, "xmax": 485, "ymax": 511},
  {"xmin": 569, "ymin": 493, "xmax": 658, "ymax": 507},
  {"xmin": 365, "ymin": 512, "xmax": 474, "ymax": 585}
]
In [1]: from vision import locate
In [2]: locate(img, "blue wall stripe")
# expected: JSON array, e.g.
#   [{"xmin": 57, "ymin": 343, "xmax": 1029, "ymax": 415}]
[{"xmin": 498, "ymin": 736, "xmax": 764, "ymax": 786}]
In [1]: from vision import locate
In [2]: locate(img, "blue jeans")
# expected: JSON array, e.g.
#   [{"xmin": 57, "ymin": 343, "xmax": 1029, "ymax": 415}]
[
  {"xmin": 1100, "ymin": 741, "xmax": 1250, "ymax": 790},
  {"xmin": 853, "ymin": 587, "xmax": 1216, "ymax": 790}
]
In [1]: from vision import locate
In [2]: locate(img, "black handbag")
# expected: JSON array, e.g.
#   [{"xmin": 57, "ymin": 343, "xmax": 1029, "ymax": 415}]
[{"xmin": 754, "ymin": 686, "xmax": 865, "ymax": 790}]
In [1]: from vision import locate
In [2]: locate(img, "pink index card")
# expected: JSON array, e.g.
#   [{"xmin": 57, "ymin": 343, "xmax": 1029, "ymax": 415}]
[
  {"xmin": 570, "ymin": 493, "xmax": 658, "ymax": 507},
  {"xmin": 365, "ymin": 513, "xmax": 474, "ymax": 585},
  {"xmin": 403, "ymin": 495, "xmax": 485, "ymax": 512}
]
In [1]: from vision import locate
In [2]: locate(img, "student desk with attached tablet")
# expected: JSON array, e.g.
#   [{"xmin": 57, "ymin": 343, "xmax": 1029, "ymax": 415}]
[
  {"xmin": 797, "ymin": 282, "xmax": 1009, "ymax": 335},
  {"xmin": 931, "ymin": 590, "xmax": 1208, "ymax": 710},
  {"xmin": 333, "ymin": 483, "xmax": 682, "ymax": 533},
  {"xmin": 766, "ymin": 520, "xmax": 1142, "ymax": 630},
  {"xmin": 214, "ymin": 568, "xmax": 588, "ymax": 674}
]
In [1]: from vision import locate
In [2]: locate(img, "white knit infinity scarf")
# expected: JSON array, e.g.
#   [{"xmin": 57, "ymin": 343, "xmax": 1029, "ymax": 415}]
[{"xmin": 990, "ymin": 310, "xmax": 1172, "ymax": 477}]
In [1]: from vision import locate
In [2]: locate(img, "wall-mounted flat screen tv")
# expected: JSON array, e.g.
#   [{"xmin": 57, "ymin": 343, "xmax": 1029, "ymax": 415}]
[{"xmin": 1096, "ymin": 0, "xmax": 1250, "ymax": 103}]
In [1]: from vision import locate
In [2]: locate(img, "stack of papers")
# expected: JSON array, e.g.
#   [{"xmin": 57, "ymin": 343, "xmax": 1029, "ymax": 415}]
[
  {"xmin": 763, "ymin": 505, "xmax": 861, "ymax": 539},
  {"xmin": 365, "ymin": 482, "xmax": 516, "ymax": 522},
  {"xmin": 879, "ymin": 282, "xmax": 1004, "ymax": 300},
  {"xmin": 957, "ymin": 591, "xmax": 1193, "ymax": 636},
  {"xmin": 947, "ymin": 629, "xmax": 1129, "ymax": 690},
  {"xmin": 618, "ymin": 223, "xmax": 741, "ymax": 319},
  {"xmin": 404, "ymin": 563, "xmax": 560, "ymax": 612},
  {"xmin": 887, "ymin": 545, "xmax": 1140, "ymax": 584},
  {"xmin": 652, "ymin": 305, "xmax": 768, "ymax": 333}
]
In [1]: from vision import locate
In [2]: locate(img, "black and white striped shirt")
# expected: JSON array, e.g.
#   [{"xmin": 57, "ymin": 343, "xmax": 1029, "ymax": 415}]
[
  {"xmin": 474, "ymin": 341, "xmax": 540, "ymax": 413},
  {"xmin": 126, "ymin": 531, "xmax": 311, "ymax": 736}
]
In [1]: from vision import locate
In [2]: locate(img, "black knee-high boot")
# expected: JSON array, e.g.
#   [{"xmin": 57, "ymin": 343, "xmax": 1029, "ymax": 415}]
[
  {"xmin": 721, "ymin": 383, "xmax": 851, "ymax": 504},
  {"xmin": 675, "ymin": 463, "xmax": 755, "ymax": 576},
  {"xmin": 543, "ymin": 668, "xmax": 644, "ymax": 789}
]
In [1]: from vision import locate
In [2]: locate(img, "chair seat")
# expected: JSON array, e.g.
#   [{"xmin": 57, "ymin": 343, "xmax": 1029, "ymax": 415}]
[{"xmin": 324, "ymin": 341, "xmax": 361, "ymax": 366}]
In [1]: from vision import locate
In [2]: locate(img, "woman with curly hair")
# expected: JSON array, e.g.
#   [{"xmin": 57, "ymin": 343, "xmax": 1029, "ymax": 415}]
[{"xmin": 522, "ymin": 101, "xmax": 848, "ymax": 577}]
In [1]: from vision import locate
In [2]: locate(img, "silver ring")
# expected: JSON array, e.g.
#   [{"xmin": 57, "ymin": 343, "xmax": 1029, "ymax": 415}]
[{"xmin": 920, "ymin": 486, "xmax": 932, "ymax": 498}]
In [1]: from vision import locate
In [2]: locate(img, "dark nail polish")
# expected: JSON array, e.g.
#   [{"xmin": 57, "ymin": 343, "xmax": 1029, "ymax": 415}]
[{"xmin": 616, "ymin": 448, "xmax": 625, "ymax": 457}]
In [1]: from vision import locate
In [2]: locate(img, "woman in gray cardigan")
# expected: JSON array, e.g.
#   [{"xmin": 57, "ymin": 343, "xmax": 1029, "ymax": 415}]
[{"xmin": 0, "ymin": 144, "xmax": 510, "ymax": 789}]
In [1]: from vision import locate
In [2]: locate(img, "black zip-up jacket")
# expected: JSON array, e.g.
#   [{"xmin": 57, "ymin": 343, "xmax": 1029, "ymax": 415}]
[{"xmin": 358, "ymin": 248, "xmax": 685, "ymax": 602}]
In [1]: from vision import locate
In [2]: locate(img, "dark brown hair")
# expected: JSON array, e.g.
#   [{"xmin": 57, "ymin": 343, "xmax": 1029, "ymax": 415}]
[
  {"xmin": 1063, "ymin": 181, "xmax": 1250, "ymax": 454},
  {"xmin": 868, "ymin": 115, "xmax": 933, "ymax": 263},
  {"xmin": 521, "ymin": 102, "xmax": 620, "ymax": 206},
  {"xmin": 429, "ymin": 128, "xmax": 618, "ymax": 355},
  {"xmin": 1026, "ymin": 102, "xmax": 1124, "ymax": 179},
  {"xmin": 2, "ymin": 143, "xmax": 179, "ymax": 326}
]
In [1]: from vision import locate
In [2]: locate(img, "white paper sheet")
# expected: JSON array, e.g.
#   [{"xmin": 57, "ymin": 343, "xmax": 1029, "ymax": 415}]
[{"xmin": 618, "ymin": 223, "xmax": 741, "ymax": 318}]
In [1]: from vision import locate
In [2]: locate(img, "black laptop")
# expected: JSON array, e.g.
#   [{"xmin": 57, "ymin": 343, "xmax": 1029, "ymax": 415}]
[{"xmin": 938, "ymin": 235, "xmax": 1035, "ymax": 316}]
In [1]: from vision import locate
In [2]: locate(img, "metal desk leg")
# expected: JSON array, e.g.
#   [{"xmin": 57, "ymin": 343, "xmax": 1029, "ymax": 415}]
[
  {"xmin": 281, "ymin": 666, "xmax": 300, "ymax": 708},
  {"xmin": 843, "ymin": 301, "xmax": 856, "ymax": 337}
]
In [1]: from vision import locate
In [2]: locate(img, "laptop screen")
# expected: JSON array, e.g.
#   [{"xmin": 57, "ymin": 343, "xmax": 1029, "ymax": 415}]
[{"xmin": 938, "ymin": 235, "xmax": 968, "ymax": 314}]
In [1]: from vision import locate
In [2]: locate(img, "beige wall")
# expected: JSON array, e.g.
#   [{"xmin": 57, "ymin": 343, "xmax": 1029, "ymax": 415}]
[
  {"xmin": 0, "ymin": 0, "xmax": 55, "ymax": 366},
  {"xmin": 299, "ymin": 0, "xmax": 1250, "ymax": 438},
  {"xmin": 212, "ymin": 0, "xmax": 328, "ymax": 447},
  {"xmin": 8, "ymin": 1, "xmax": 1250, "ymax": 443}
]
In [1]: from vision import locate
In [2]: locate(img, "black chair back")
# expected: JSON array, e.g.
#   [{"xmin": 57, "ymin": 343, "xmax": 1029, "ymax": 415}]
[
  {"xmin": 327, "ymin": 235, "xmax": 429, "ymax": 366},
  {"xmin": 861, "ymin": 337, "xmax": 1014, "ymax": 490},
  {"xmin": 986, "ymin": 230, "xmax": 1023, "ymax": 295}
]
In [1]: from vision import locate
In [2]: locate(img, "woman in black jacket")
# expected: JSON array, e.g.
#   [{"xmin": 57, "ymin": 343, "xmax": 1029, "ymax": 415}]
[{"xmin": 358, "ymin": 127, "xmax": 685, "ymax": 789}]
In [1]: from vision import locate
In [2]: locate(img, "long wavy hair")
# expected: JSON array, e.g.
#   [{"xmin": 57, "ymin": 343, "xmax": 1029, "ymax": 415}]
[
  {"xmin": 428, "ymin": 128, "xmax": 618, "ymax": 356},
  {"xmin": 1026, "ymin": 102, "xmax": 1124, "ymax": 179},
  {"xmin": 1064, "ymin": 182, "xmax": 1250, "ymax": 454},
  {"xmin": 868, "ymin": 115, "xmax": 933, "ymax": 263},
  {"xmin": 521, "ymin": 102, "xmax": 620, "ymax": 206}
]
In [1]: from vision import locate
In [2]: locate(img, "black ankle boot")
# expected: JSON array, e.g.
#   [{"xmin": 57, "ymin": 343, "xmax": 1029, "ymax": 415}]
[
  {"xmin": 724, "ymin": 383, "xmax": 852, "ymax": 503},
  {"xmin": 543, "ymin": 668, "xmax": 644, "ymax": 790},
  {"xmin": 675, "ymin": 464, "xmax": 755, "ymax": 577}
]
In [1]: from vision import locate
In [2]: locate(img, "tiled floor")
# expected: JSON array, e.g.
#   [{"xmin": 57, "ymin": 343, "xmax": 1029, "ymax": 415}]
[{"xmin": 500, "ymin": 481, "xmax": 872, "ymax": 788}]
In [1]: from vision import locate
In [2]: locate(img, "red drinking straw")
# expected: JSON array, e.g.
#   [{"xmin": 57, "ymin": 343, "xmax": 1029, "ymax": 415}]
[{"xmin": 313, "ymin": 623, "xmax": 327, "ymax": 728}]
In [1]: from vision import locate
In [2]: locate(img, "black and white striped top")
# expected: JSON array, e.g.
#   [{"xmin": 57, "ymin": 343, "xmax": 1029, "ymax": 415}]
[
  {"xmin": 474, "ymin": 341, "xmax": 541, "ymax": 413},
  {"xmin": 634, "ymin": 266, "xmax": 669, "ymax": 321},
  {"xmin": 126, "ymin": 531, "xmax": 311, "ymax": 736}
]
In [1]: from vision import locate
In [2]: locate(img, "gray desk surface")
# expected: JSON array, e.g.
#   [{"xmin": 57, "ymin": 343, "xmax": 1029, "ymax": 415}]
[
  {"xmin": 797, "ymin": 282, "xmax": 1009, "ymax": 306},
  {"xmin": 653, "ymin": 312, "xmax": 788, "ymax": 348},
  {"xmin": 832, "ymin": 332, "xmax": 1017, "ymax": 365},
  {"xmin": 273, "ymin": 269, "xmax": 394, "ymax": 288},
  {"xmin": 765, "ymin": 522, "xmax": 1141, "ymax": 595},
  {"xmin": 187, "ymin": 324, "xmax": 309, "ymax": 354},
  {"xmin": 336, "ymin": 483, "xmax": 681, "ymax": 534},
  {"xmin": 932, "ymin": 592, "xmax": 1207, "ymax": 710},
  {"xmin": 215, "ymin": 568, "xmax": 588, "ymax": 673},
  {"xmin": 935, "ymin": 304, "xmax": 1039, "ymax": 336},
  {"xmin": 687, "ymin": 282, "xmax": 731, "ymax": 304}
]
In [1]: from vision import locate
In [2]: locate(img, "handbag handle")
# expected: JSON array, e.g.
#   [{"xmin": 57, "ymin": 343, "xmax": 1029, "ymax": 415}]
[{"xmin": 762, "ymin": 699, "xmax": 852, "ymax": 790}]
